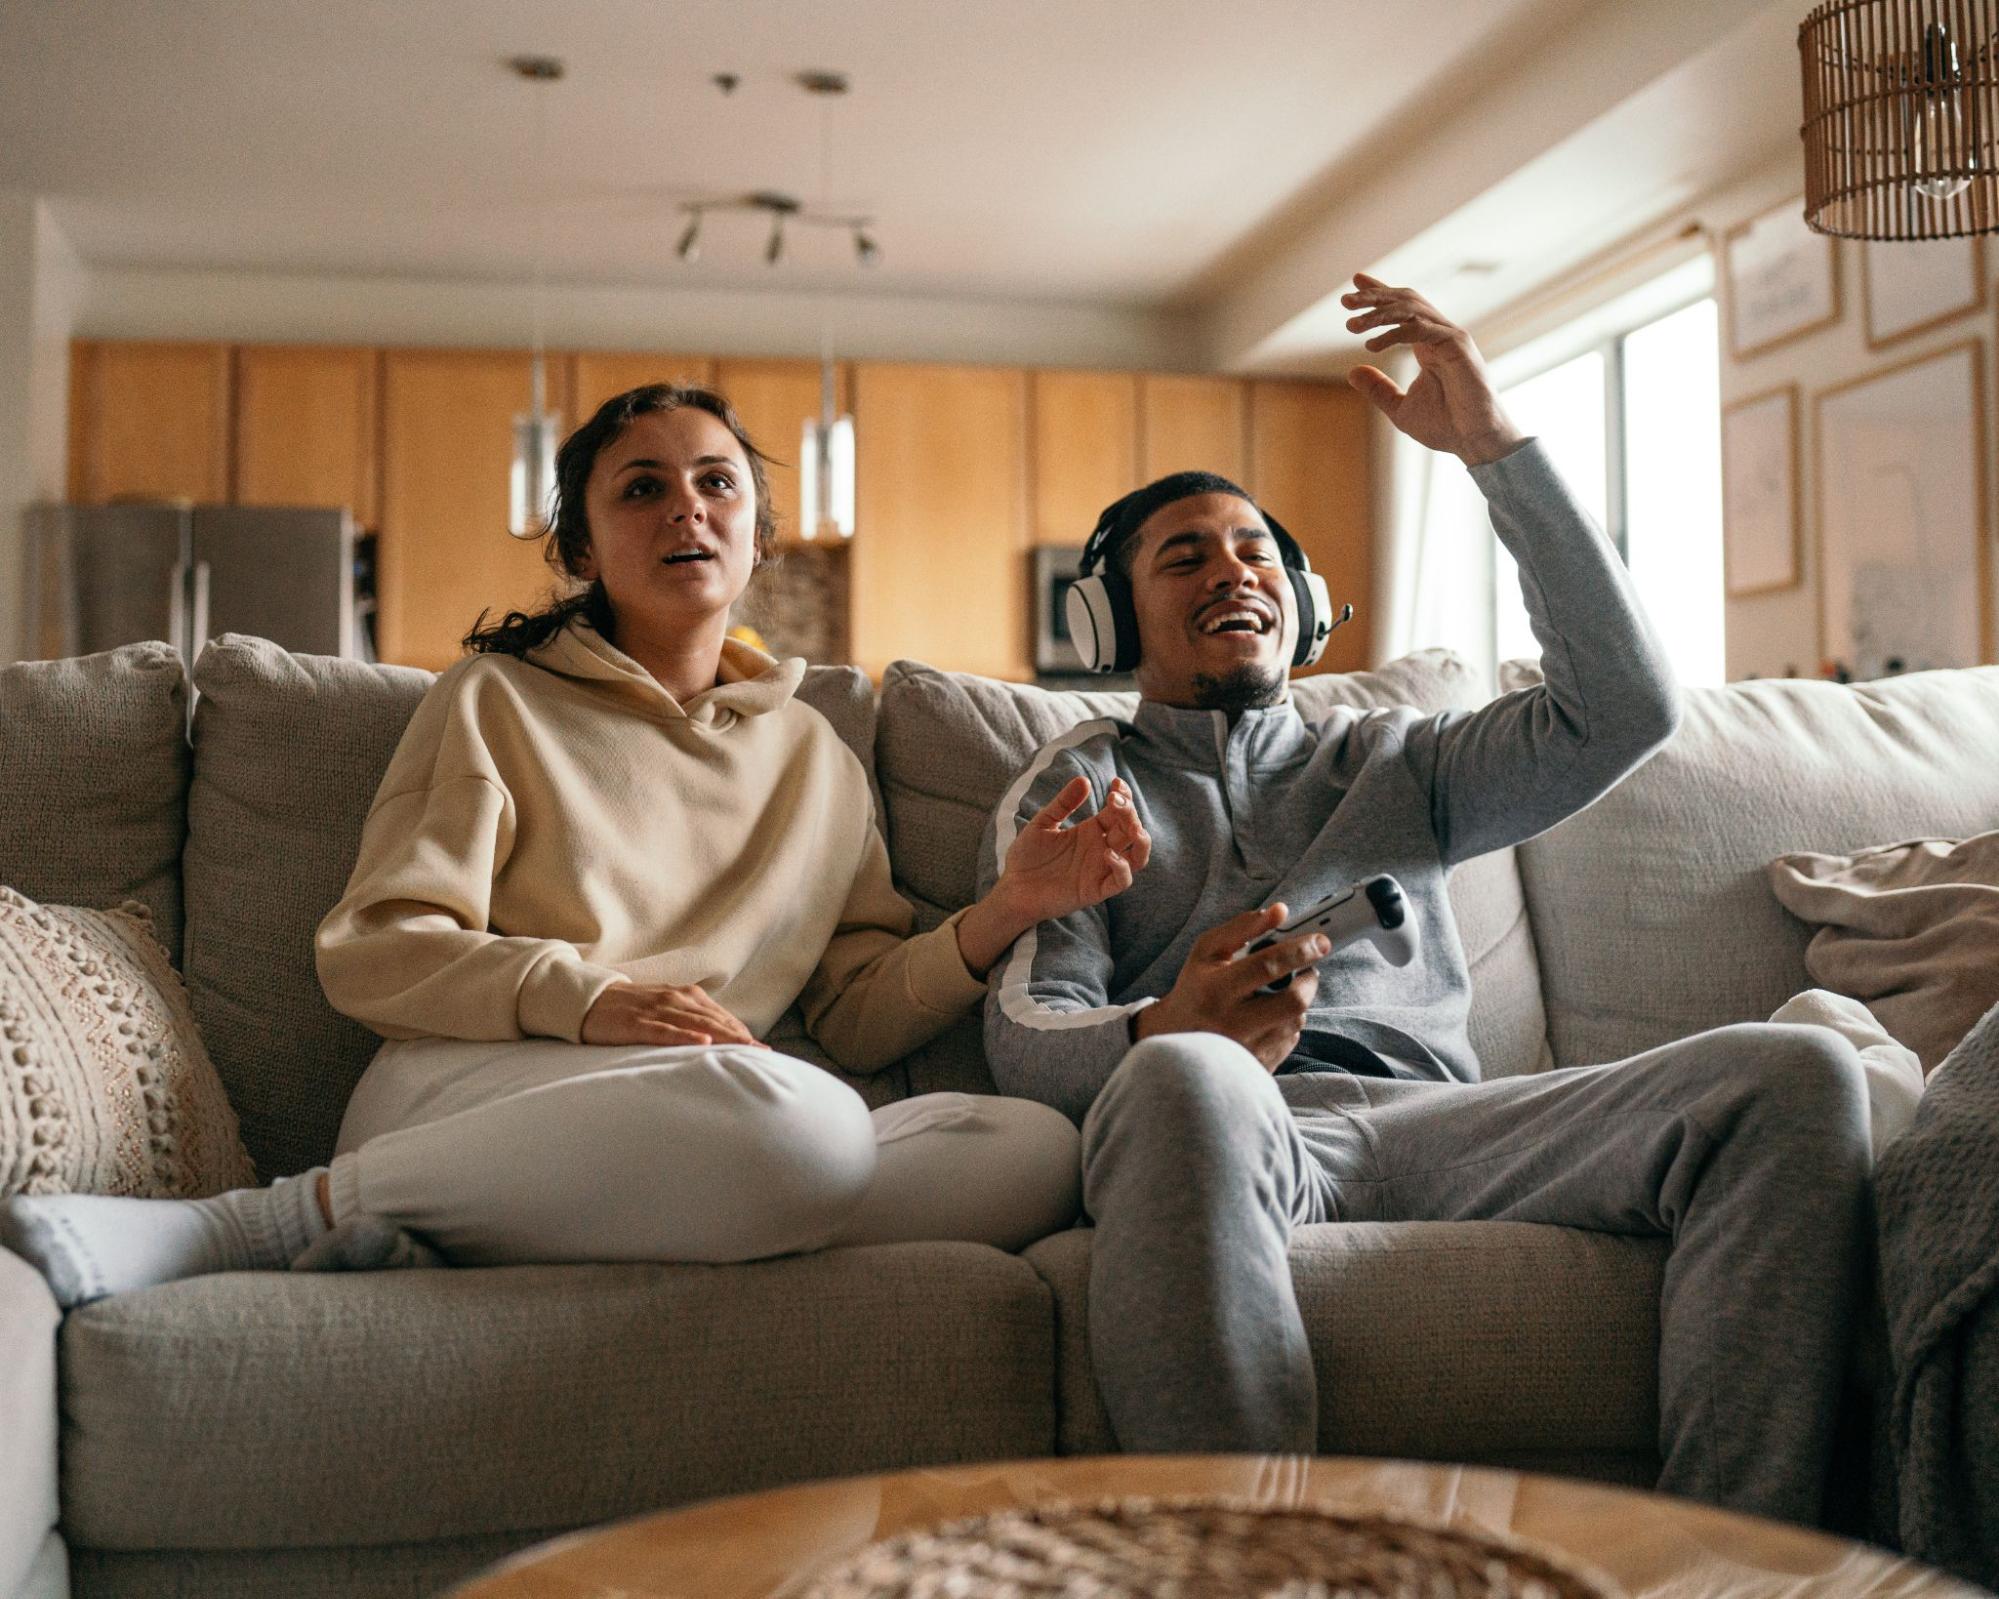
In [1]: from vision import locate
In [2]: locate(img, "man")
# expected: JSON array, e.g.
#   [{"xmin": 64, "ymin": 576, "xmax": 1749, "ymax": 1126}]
[{"xmin": 978, "ymin": 274, "xmax": 1871, "ymax": 1527}]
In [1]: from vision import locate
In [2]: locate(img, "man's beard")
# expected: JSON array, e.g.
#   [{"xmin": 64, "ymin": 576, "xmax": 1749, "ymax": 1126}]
[{"xmin": 1191, "ymin": 663, "xmax": 1287, "ymax": 715}]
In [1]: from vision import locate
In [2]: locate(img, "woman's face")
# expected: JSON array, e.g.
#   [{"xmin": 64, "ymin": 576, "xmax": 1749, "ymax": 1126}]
[{"xmin": 577, "ymin": 406, "xmax": 760, "ymax": 640}]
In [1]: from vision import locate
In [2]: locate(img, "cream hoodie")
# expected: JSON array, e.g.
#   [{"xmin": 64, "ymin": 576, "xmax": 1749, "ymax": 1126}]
[{"xmin": 314, "ymin": 620, "xmax": 984, "ymax": 1071}]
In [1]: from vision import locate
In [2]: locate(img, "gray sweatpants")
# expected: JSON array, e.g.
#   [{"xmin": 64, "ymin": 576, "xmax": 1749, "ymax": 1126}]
[{"xmin": 1081, "ymin": 1023, "xmax": 1873, "ymax": 1527}]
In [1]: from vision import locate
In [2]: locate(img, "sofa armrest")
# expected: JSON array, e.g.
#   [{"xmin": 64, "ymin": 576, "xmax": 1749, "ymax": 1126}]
[{"xmin": 0, "ymin": 1247, "xmax": 60, "ymax": 1599}]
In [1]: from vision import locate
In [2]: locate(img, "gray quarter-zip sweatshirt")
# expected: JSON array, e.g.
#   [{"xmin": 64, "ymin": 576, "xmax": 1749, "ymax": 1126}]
[{"xmin": 976, "ymin": 440, "xmax": 1684, "ymax": 1126}]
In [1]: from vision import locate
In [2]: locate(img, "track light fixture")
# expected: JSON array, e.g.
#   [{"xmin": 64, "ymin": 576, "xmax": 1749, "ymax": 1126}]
[
  {"xmin": 669, "ymin": 69, "xmax": 880, "ymax": 269},
  {"xmin": 670, "ymin": 192, "xmax": 875, "ymax": 268}
]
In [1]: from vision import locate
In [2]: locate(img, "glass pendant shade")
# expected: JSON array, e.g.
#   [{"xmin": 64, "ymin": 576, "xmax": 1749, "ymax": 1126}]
[
  {"xmin": 509, "ymin": 410, "xmax": 560, "ymax": 537},
  {"xmin": 799, "ymin": 414, "xmax": 857, "ymax": 541},
  {"xmin": 1801, "ymin": 2, "xmax": 1999, "ymax": 238}
]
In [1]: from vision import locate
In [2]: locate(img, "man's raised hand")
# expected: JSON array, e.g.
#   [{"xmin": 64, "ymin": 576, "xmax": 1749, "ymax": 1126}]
[
  {"xmin": 1342, "ymin": 273, "xmax": 1525, "ymax": 467},
  {"xmin": 1134, "ymin": 904, "xmax": 1326, "ymax": 1070},
  {"xmin": 996, "ymin": 774, "xmax": 1153, "ymax": 924}
]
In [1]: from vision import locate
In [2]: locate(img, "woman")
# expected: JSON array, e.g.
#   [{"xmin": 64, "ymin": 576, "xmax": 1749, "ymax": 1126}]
[{"xmin": 2, "ymin": 384, "xmax": 1149, "ymax": 1305}]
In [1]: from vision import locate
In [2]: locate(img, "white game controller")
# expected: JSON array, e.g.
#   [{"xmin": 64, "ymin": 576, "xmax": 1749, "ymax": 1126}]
[{"xmin": 1241, "ymin": 874, "xmax": 1415, "ymax": 993}]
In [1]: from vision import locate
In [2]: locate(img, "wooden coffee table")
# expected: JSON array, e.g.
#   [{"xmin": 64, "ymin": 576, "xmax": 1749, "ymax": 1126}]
[{"xmin": 450, "ymin": 1454, "xmax": 1979, "ymax": 1598}]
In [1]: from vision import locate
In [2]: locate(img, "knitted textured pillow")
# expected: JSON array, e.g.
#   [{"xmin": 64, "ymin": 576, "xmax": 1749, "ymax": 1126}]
[{"xmin": 0, "ymin": 886, "xmax": 255, "ymax": 1198}]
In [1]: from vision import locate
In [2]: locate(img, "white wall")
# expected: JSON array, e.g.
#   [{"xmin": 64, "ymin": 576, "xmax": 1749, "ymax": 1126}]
[
  {"xmin": 0, "ymin": 195, "xmax": 41, "ymax": 662},
  {"xmin": 0, "ymin": 197, "xmax": 83, "ymax": 662},
  {"xmin": 78, "ymin": 263, "xmax": 1202, "ymax": 372},
  {"xmin": 30, "ymin": 204, "xmax": 82, "ymax": 500},
  {"xmin": 1701, "ymin": 155, "xmax": 1997, "ymax": 682}
]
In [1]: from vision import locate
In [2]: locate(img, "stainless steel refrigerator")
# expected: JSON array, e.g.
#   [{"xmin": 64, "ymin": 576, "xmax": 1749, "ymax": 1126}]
[{"xmin": 25, "ymin": 503, "xmax": 368, "ymax": 664}]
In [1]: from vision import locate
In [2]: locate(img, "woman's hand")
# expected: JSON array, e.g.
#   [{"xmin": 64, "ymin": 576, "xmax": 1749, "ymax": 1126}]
[
  {"xmin": 1342, "ymin": 273, "xmax": 1525, "ymax": 466},
  {"xmin": 955, "ymin": 775, "xmax": 1152, "ymax": 978},
  {"xmin": 580, "ymin": 981, "xmax": 759, "ymax": 1047}
]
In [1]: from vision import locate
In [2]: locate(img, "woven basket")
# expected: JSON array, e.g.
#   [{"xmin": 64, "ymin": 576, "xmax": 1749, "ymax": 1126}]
[{"xmin": 797, "ymin": 1495, "xmax": 1623, "ymax": 1599}]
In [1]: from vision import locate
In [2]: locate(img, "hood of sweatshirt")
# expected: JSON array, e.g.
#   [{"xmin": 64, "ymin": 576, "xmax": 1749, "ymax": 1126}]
[{"xmin": 526, "ymin": 617, "xmax": 805, "ymax": 728}]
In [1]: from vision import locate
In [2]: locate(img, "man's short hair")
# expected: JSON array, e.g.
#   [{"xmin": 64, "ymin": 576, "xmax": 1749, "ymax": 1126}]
[{"xmin": 1094, "ymin": 471, "xmax": 1258, "ymax": 578}]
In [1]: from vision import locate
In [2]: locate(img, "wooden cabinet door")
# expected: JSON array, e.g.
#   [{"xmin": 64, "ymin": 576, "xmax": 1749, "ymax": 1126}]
[
  {"xmin": 710, "ymin": 358, "xmax": 849, "ymax": 544},
  {"xmin": 852, "ymin": 363, "xmax": 1029, "ymax": 680},
  {"xmin": 70, "ymin": 340, "xmax": 232, "ymax": 504},
  {"xmin": 1031, "ymin": 370, "xmax": 1138, "ymax": 547},
  {"xmin": 1249, "ymin": 380, "xmax": 1373, "ymax": 676},
  {"xmin": 711, "ymin": 357, "xmax": 851, "ymax": 543},
  {"xmin": 570, "ymin": 352, "xmax": 717, "ymax": 424},
  {"xmin": 233, "ymin": 345, "xmax": 379, "ymax": 524},
  {"xmin": 1140, "ymin": 374, "xmax": 1247, "ymax": 484},
  {"xmin": 378, "ymin": 350, "xmax": 570, "ymax": 671}
]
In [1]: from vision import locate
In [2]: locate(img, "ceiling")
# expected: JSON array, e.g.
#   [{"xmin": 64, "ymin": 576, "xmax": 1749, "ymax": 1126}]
[{"xmin": 0, "ymin": 0, "xmax": 1807, "ymax": 365}]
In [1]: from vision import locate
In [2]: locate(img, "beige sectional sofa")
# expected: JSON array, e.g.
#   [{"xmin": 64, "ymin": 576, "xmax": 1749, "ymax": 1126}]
[{"xmin": 5, "ymin": 634, "xmax": 1998, "ymax": 1599}]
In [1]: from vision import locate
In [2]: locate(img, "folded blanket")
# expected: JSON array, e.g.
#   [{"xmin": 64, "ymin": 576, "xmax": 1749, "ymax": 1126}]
[{"xmin": 1877, "ymin": 997, "xmax": 1999, "ymax": 1583}]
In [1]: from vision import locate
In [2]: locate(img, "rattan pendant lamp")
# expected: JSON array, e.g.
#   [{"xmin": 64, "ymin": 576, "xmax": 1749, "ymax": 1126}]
[{"xmin": 1800, "ymin": 0, "xmax": 1999, "ymax": 237}]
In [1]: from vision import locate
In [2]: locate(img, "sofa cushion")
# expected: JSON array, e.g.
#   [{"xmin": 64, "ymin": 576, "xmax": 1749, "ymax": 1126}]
[
  {"xmin": 0, "ymin": 1247, "xmax": 60, "ymax": 1599},
  {"xmin": 874, "ymin": 650, "xmax": 1553, "ymax": 1094},
  {"xmin": 183, "ymin": 636, "xmax": 889, "ymax": 1178},
  {"xmin": 1513, "ymin": 665, "xmax": 1999, "ymax": 1069},
  {"xmin": 184, "ymin": 638, "xmax": 434, "ymax": 1180},
  {"xmin": 1024, "ymin": 1221, "xmax": 1663, "ymax": 1463},
  {"xmin": 0, "ymin": 643, "xmax": 189, "ymax": 959},
  {"xmin": 0, "ymin": 889, "xmax": 255, "ymax": 1199},
  {"xmin": 58, "ymin": 1242, "xmax": 1054, "ymax": 1551}
]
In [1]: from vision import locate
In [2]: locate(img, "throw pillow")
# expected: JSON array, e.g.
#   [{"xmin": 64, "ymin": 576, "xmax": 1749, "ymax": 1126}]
[
  {"xmin": 1766, "ymin": 831, "xmax": 1999, "ymax": 1074},
  {"xmin": 0, "ymin": 886, "xmax": 255, "ymax": 1198}
]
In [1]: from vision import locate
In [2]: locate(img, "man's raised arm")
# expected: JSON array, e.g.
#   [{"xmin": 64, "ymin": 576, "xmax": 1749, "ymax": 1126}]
[{"xmin": 1344, "ymin": 274, "xmax": 1683, "ymax": 867}]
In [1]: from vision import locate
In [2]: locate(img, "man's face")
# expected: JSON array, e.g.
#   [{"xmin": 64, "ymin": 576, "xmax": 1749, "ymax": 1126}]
[{"xmin": 1127, "ymin": 492, "xmax": 1296, "ymax": 710}]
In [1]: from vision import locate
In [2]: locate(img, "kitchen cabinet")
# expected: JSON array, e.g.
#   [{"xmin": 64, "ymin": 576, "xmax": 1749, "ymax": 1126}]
[
  {"xmin": 378, "ymin": 349, "xmax": 570, "ymax": 672},
  {"xmin": 70, "ymin": 339, "xmax": 1374, "ymax": 680},
  {"xmin": 851, "ymin": 362, "xmax": 1029, "ymax": 680},
  {"xmin": 710, "ymin": 358, "xmax": 849, "ymax": 545},
  {"xmin": 233, "ymin": 345, "xmax": 379, "ymax": 525},
  {"xmin": 1248, "ymin": 379, "xmax": 1373, "ymax": 676},
  {"xmin": 570, "ymin": 352, "xmax": 717, "ymax": 425},
  {"xmin": 69, "ymin": 340, "xmax": 232, "ymax": 505},
  {"xmin": 1140, "ymin": 374, "xmax": 1247, "ymax": 485},
  {"xmin": 1030, "ymin": 369, "xmax": 1138, "ymax": 548}
]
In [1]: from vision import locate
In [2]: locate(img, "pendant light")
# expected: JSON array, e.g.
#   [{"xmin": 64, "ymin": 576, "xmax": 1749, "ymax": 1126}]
[
  {"xmin": 508, "ymin": 56, "xmax": 564, "ymax": 537},
  {"xmin": 1800, "ymin": 3, "xmax": 1999, "ymax": 238},
  {"xmin": 798, "ymin": 71, "xmax": 858, "ymax": 540}
]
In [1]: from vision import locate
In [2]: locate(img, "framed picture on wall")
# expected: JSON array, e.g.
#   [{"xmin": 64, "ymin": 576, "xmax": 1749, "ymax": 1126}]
[
  {"xmin": 1814, "ymin": 341, "xmax": 1992, "ymax": 679},
  {"xmin": 1862, "ymin": 235, "xmax": 1985, "ymax": 348},
  {"xmin": 1721, "ymin": 385, "xmax": 1801, "ymax": 596},
  {"xmin": 1724, "ymin": 200, "xmax": 1841, "ymax": 359}
]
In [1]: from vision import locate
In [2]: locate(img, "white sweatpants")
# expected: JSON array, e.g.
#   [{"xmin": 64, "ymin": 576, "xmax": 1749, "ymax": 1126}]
[{"xmin": 324, "ymin": 1037, "xmax": 1081, "ymax": 1267}]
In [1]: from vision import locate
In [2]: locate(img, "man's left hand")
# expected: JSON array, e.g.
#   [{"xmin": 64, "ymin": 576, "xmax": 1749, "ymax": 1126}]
[{"xmin": 1342, "ymin": 274, "xmax": 1525, "ymax": 466}]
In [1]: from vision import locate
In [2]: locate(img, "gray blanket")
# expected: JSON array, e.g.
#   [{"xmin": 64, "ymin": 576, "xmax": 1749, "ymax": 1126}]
[{"xmin": 1878, "ymin": 996, "xmax": 1999, "ymax": 1583}]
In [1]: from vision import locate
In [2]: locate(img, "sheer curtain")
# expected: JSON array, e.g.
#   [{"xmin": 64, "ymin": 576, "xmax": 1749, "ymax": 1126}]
[{"xmin": 1376, "ymin": 275, "xmax": 1724, "ymax": 693}]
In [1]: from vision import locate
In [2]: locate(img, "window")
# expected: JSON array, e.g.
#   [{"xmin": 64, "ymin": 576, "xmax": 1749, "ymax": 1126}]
[{"xmin": 1410, "ymin": 258, "xmax": 1725, "ymax": 689}]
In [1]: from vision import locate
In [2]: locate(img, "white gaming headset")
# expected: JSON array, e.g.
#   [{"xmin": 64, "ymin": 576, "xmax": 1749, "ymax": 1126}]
[{"xmin": 1064, "ymin": 484, "xmax": 1348, "ymax": 675}]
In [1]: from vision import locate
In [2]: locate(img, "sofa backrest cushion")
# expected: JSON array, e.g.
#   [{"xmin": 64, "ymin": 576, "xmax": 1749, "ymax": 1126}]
[
  {"xmin": 1514, "ymin": 663, "xmax": 1999, "ymax": 1069},
  {"xmin": 0, "ymin": 643, "xmax": 189, "ymax": 957},
  {"xmin": 184, "ymin": 636, "xmax": 882, "ymax": 1177},
  {"xmin": 185, "ymin": 638, "xmax": 433, "ymax": 1179},
  {"xmin": 874, "ymin": 650, "xmax": 1555, "ymax": 1097}
]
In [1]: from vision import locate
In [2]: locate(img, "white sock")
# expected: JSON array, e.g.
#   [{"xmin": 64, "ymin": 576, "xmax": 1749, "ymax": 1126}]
[
  {"xmin": 1768, "ymin": 988, "xmax": 1926, "ymax": 1158},
  {"xmin": 0, "ymin": 1169, "xmax": 331, "ymax": 1309}
]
